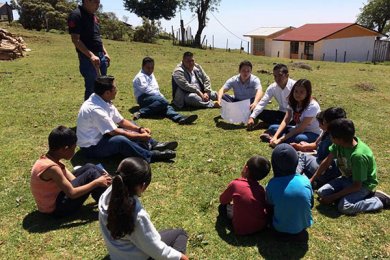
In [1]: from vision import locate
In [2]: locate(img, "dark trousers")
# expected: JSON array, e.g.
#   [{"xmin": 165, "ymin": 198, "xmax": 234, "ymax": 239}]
[
  {"xmin": 53, "ymin": 164, "xmax": 106, "ymax": 217},
  {"xmin": 81, "ymin": 135, "xmax": 157, "ymax": 163},
  {"xmin": 257, "ymin": 110, "xmax": 286, "ymax": 125},
  {"xmin": 78, "ymin": 52, "xmax": 108, "ymax": 100},
  {"xmin": 147, "ymin": 229, "xmax": 188, "ymax": 260},
  {"xmin": 138, "ymin": 94, "xmax": 182, "ymax": 122},
  {"xmin": 222, "ymin": 94, "xmax": 254, "ymax": 104}
]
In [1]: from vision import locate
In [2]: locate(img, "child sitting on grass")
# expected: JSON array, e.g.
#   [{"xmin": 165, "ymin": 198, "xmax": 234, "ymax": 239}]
[
  {"xmin": 266, "ymin": 144, "xmax": 313, "ymax": 242},
  {"xmin": 30, "ymin": 126, "xmax": 112, "ymax": 217},
  {"xmin": 312, "ymin": 118, "xmax": 390, "ymax": 215},
  {"xmin": 99, "ymin": 157, "xmax": 189, "ymax": 260},
  {"xmin": 294, "ymin": 107, "xmax": 346, "ymax": 189},
  {"xmin": 219, "ymin": 155, "xmax": 270, "ymax": 235}
]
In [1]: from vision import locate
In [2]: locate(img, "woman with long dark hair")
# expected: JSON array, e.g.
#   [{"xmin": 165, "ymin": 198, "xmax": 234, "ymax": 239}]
[
  {"xmin": 98, "ymin": 157, "xmax": 189, "ymax": 260},
  {"xmin": 260, "ymin": 79, "xmax": 321, "ymax": 147}
]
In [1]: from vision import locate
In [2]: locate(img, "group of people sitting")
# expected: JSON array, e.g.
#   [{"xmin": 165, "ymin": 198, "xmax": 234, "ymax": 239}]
[{"xmin": 30, "ymin": 53, "xmax": 390, "ymax": 259}]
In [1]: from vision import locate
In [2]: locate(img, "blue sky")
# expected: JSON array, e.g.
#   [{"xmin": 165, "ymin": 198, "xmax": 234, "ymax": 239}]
[{"xmin": 100, "ymin": 0, "xmax": 365, "ymax": 49}]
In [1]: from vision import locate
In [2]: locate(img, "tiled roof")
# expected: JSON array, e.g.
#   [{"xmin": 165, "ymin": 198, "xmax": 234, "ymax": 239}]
[{"xmin": 274, "ymin": 23, "xmax": 355, "ymax": 42}]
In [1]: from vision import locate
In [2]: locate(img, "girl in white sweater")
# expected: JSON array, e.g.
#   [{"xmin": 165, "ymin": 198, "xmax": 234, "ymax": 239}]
[{"xmin": 99, "ymin": 157, "xmax": 189, "ymax": 260}]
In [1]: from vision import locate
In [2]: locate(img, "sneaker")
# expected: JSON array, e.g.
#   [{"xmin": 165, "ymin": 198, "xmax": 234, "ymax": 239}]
[
  {"xmin": 178, "ymin": 114, "xmax": 198, "ymax": 125},
  {"xmin": 133, "ymin": 112, "xmax": 141, "ymax": 120},
  {"xmin": 151, "ymin": 150, "xmax": 176, "ymax": 162},
  {"xmin": 152, "ymin": 141, "xmax": 178, "ymax": 151},
  {"xmin": 374, "ymin": 190, "xmax": 390, "ymax": 209},
  {"xmin": 259, "ymin": 133, "xmax": 271, "ymax": 142}
]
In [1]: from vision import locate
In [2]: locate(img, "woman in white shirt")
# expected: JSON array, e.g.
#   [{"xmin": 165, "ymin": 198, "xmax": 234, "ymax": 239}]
[{"xmin": 260, "ymin": 79, "xmax": 321, "ymax": 147}]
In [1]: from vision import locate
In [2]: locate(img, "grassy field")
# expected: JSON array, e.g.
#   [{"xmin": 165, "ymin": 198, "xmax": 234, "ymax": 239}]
[{"xmin": 0, "ymin": 24, "xmax": 389, "ymax": 259}]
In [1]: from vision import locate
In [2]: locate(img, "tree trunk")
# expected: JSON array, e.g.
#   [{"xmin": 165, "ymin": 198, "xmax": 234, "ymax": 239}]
[{"xmin": 193, "ymin": 0, "xmax": 209, "ymax": 47}]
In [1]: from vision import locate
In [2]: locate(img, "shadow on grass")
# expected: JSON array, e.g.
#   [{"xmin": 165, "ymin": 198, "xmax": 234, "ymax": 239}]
[
  {"xmin": 215, "ymin": 206, "xmax": 309, "ymax": 259},
  {"xmin": 213, "ymin": 116, "xmax": 247, "ymax": 130},
  {"xmin": 315, "ymin": 203, "xmax": 342, "ymax": 218},
  {"xmin": 22, "ymin": 203, "xmax": 98, "ymax": 233},
  {"xmin": 70, "ymin": 150, "xmax": 122, "ymax": 174}
]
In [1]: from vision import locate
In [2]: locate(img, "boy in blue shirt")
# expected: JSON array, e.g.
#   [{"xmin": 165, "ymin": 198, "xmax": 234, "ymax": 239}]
[
  {"xmin": 266, "ymin": 143, "xmax": 313, "ymax": 242},
  {"xmin": 312, "ymin": 119, "xmax": 390, "ymax": 215}
]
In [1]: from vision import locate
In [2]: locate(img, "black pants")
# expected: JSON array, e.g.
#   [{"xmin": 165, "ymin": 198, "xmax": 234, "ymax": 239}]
[
  {"xmin": 160, "ymin": 228, "xmax": 188, "ymax": 254},
  {"xmin": 257, "ymin": 110, "xmax": 286, "ymax": 125},
  {"xmin": 53, "ymin": 163, "xmax": 106, "ymax": 217}
]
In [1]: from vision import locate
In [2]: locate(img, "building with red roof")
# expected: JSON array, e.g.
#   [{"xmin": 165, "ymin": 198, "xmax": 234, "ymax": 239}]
[{"xmin": 271, "ymin": 23, "xmax": 382, "ymax": 62}]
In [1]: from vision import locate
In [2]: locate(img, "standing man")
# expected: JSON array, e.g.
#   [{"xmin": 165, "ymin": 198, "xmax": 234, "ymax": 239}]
[
  {"xmin": 68, "ymin": 0, "xmax": 110, "ymax": 100},
  {"xmin": 217, "ymin": 60, "xmax": 263, "ymax": 109},
  {"xmin": 132, "ymin": 57, "xmax": 198, "ymax": 124},
  {"xmin": 247, "ymin": 64, "xmax": 296, "ymax": 130},
  {"xmin": 172, "ymin": 52, "xmax": 219, "ymax": 109},
  {"xmin": 76, "ymin": 76, "xmax": 177, "ymax": 163}
]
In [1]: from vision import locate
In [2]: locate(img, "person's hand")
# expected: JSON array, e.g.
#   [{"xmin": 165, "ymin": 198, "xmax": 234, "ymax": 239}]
[
  {"xmin": 249, "ymin": 102, "xmax": 257, "ymax": 111},
  {"xmin": 180, "ymin": 254, "xmax": 189, "ymax": 260},
  {"xmin": 202, "ymin": 92, "xmax": 210, "ymax": 102},
  {"xmin": 247, "ymin": 117, "xmax": 255, "ymax": 129},
  {"xmin": 90, "ymin": 54, "xmax": 100, "ymax": 73},
  {"xmin": 269, "ymin": 138, "xmax": 281, "ymax": 148},
  {"xmin": 95, "ymin": 175, "xmax": 112, "ymax": 187},
  {"xmin": 140, "ymin": 127, "xmax": 151, "ymax": 134}
]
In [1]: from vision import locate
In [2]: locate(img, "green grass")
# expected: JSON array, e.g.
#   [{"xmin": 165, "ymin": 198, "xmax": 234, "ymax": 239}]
[{"xmin": 0, "ymin": 23, "xmax": 389, "ymax": 259}]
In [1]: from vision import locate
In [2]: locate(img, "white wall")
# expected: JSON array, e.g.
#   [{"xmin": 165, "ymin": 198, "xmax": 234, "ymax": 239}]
[
  {"xmin": 321, "ymin": 37, "xmax": 375, "ymax": 62},
  {"xmin": 271, "ymin": 41, "xmax": 290, "ymax": 58}
]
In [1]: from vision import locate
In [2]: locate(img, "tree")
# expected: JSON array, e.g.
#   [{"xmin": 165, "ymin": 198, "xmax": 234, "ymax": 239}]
[
  {"xmin": 133, "ymin": 17, "xmax": 160, "ymax": 43},
  {"xmin": 123, "ymin": 0, "xmax": 179, "ymax": 21},
  {"xmin": 357, "ymin": 0, "xmax": 390, "ymax": 35},
  {"xmin": 98, "ymin": 12, "xmax": 133, "ymax": 41},
  {"xmin": 182, "ymin": 0, "xmax": 220, "ymax": 47},
  {"xmin": 11, "ymin": 0, "xmax": 77, "ymax": 31}
]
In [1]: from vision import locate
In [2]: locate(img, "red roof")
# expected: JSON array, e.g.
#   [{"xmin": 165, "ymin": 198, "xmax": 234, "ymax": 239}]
[{"xmin": 274, "ymin": 23, "xmax": 355, "ymax": 42}]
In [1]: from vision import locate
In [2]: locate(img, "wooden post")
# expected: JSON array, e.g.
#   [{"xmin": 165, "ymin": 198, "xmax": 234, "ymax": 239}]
[
  {"xmin": 322, "ymin": 53, "xmax": 325, "ymax": 61},
  {"xmin": 366, "ymin": 50, "xmax": 370, "ymax": 61},
  {"xmin": 240, "ymin": 41, "xmax": 243, "ymax": 53},
  {"xmin": 180, "ymin": 19, "xmax": 185, "ymax": 45},
  {"xmin": 277, "ymin": 51, "xmax": 280, "ymax": 57},
  {"xmin": 212, "ymin": 35, "xmax": 214, "ymax": 49},
  {"xmin": 247, "ymin": 41, "xmax": 250, "ymax": 54},
  {"xmin": 171, "ymin": 26, "xmax": 175, "ymax": 45},
  {"xmin": 201, "ymin": 35, "xmax": 207, "ymax": 46},
  {"xmin": 335, "ymin": 49, "xmax": 338, "ymax": 62},
  {"xmin": 344, "ymin": 51, "xmax": 346, "ymax": 62}
]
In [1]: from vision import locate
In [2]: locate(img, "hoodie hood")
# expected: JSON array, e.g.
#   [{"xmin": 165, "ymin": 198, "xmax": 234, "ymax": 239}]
[{"xmin": 271, "ymin": 143, "xmax": 298, "ymax": 177}]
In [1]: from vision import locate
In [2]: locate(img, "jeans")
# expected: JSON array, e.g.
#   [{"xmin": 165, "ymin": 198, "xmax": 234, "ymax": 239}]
[
  {"xmin": 79, "ymin": 52, "xmax": 108, "ymax": 100},
  {"xmin": 317, "ymin": 176, "xmax": 383, "ymax": 215},
  {"xmin": 138, "ymin": 94, "xmax": 182, "ymax": 121},
  {"xmin": 267, "ymin": 124, "xmax": 319, "ymax": 143},
  {"xmin": 81, "ymin": 135, "xmax": 156, "ymax": 163},
  {"xmin": 53, "ymin": 164, "xmax": 106, "ymax": 217}
]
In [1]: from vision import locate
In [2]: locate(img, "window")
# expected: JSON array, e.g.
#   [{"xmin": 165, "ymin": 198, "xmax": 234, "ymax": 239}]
[
  {"xmin": 290, "ymin": 41, "xmax": 299, "ymax": 54},
  {"xmin": 304, "ymin": 42, "xmax": 314, "ymax": 60},
  {"xmin": 253, "ymin": 38, "xmax": 265, "ymax": 53}
]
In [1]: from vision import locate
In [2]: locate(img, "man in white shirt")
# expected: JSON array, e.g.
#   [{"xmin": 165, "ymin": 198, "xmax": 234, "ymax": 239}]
[
  {"xmin": 247, "ymin": 64, "xmax": 296, "ymax": 130},
  {"xmin": 132, "ymin": 57, "xmax": 198, "ymax": 124},
  {"xmin": 77, "ymin": 76, "xmax": 177, "ymax": 162}
]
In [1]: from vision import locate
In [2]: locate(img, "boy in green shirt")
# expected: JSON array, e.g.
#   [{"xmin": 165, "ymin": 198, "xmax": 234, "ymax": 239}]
[{"xmin": 311, "ymin": 119, "xmax": 389, "ymax": 215}]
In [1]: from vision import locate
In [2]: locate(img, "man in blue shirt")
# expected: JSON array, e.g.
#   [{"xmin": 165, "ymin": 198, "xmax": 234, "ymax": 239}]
[
  {"xmin": 132, "ymin": 57, "xmax": 198, "ymax": 125},
  {"xmin": 217, "ymin": 60, "xmax": 263, "ymax": 110},
  {"xmin": 68, "ymin": 0, "xmax": 110, "ymax": 100}
]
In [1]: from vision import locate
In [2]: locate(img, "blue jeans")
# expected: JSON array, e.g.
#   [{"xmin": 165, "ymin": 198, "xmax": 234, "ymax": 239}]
[
  {"xmin": 81, "ymin": 135, "xmax": 156, "ymax": 163},
  {"xmin": 317, "ymin": 176, "xmax": 383, "ymax": 215},
  {"xmin": 79, "ymin": 52, "xmax": 108, "ymax": 100},
  {"xmin": 53, "ymin": 163, "xmax": 106, "ymax": 217},
  {"xmin": 138, "ymin": 94, "xmax": 182, "ymax": 121},
  {"xmin": 267, "ymin": 124, "xmax": 319, "ymax": 143}
]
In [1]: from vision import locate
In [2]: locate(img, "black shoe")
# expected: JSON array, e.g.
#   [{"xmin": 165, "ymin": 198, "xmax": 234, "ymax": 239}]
[
  {"xmin": 152, "ymin": 141, "xmax": 178, "ymax": 151},
  {"xmin": 133, "ymin": 112, "xmax": 141, "ymax": 120},
  {"xmin": 178, "ymin": 114, "xmax": 198, "ymax": 125},
  {"xmin": 375, "ymin": 190, "xmax": 390, "ymax": 209},
  {"xmin": 151, "ymin": 150, "xmax": 176, "ymax": 162}
]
